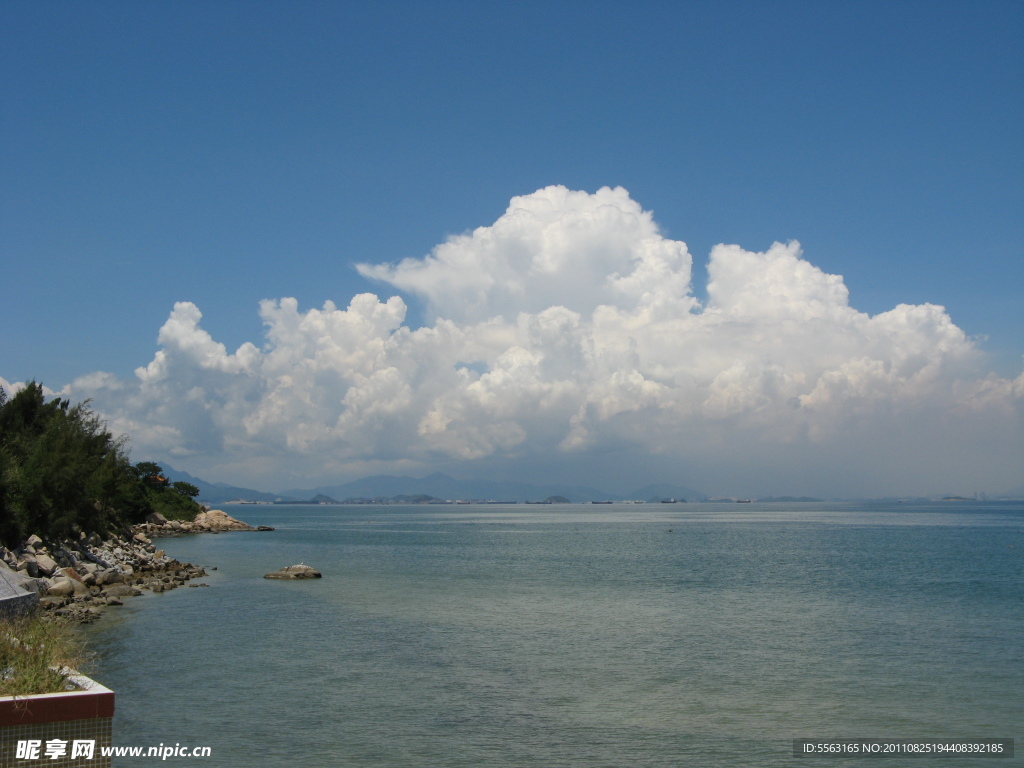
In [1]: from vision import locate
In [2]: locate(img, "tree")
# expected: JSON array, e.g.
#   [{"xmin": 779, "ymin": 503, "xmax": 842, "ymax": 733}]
[
  {"xmin": 0, "ymin": 383, "xmax": 137, "ymax": 542},
  {"xmin": 172, "ymin": 481, "xmax": 200, "ymax": 499}
]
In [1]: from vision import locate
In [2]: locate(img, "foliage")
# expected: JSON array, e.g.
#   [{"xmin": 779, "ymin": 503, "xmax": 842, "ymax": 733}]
[
  {"xmin": 0, "ymin": 382, "xmax": 202, "ymax": 544},
  {"xmin": 0, "ymin": 609, "xmax": 92, "ymax": 696}
]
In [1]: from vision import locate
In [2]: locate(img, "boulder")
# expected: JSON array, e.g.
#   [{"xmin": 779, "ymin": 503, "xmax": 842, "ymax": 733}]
[
  {"xmin": 34, "ymin": 553, "xmax": 59, "ymax": 576},
  {"xmin": 264, "ymin": 564, "xmax": 322, "ymax": 580},
  {"xmin": 145, "ymin": 512, "xmax": 169, "ymax": 525},
  {"xmin": 18, "ymin": 554, "xmax": 40, "ymax": 578},
  {"xmin": 47, "ymin": 579, "xmax": 77, "ymax": 597},
  {"xmin": 192, "ymin": 509, "xmax": 256, "ymax": 532},
  {"xmin": 26, "ymin": 534, "xmax": 43, "ymax": 548}
]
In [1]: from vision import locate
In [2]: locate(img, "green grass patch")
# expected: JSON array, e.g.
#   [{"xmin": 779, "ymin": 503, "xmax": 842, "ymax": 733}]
[{"xmin": 1, "ymin": 610, "xmax": 93, "ymax": 696}]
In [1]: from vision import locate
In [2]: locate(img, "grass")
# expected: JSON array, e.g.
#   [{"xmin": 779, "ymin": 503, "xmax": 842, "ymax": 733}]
[{"xmin": 0, "ymin": 610, "xmax": 93, "ymax": 697}]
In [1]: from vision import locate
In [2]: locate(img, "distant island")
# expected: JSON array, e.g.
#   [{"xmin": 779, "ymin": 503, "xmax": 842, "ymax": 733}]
[
  {"xmin": 272, "ymin": 493, "xmax": 575, "ymax": 505},
  {"xmin": 155, "ymin": 465, "xmax": 1018, "ymax": 508},
  {"xmin": 755, "ymin": 496, "xmax": 824, "ymax": 503}
]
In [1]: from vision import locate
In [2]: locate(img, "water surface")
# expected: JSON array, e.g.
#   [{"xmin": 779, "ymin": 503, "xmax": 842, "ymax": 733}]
[{"xmin": 85, "ymin": 501, "xmax": 1024, "ymax": 767}]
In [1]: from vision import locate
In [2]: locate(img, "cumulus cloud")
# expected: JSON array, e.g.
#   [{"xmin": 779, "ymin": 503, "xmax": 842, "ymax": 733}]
[{"xmin": 44, "ymin": 186, "xmax": 1023, "ymax": 495}]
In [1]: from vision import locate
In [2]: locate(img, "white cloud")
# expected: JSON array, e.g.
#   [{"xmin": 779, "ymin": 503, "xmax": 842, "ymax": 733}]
[
  {"xmin": 356, "ymin": 185, "xmax": 697, "ymax": 324},
  {"xmin": 39, "ymin": 186, "xmax": 1023, "ymax": 496}
]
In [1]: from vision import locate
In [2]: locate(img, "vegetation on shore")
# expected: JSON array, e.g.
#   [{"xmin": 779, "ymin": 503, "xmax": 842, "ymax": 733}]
[
  {"xmin": 0, "ymin": 382, "xmax": 201, "ymax": 547},
  {"xmin": 0, "ymin": 610, "xmax": 91, "ymax": 697}
]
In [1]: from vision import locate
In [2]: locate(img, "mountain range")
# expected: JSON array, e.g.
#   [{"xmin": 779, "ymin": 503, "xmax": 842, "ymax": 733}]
[{"xmin": 160, "ymin": 466, "xmax": 705, "ymax": 504}]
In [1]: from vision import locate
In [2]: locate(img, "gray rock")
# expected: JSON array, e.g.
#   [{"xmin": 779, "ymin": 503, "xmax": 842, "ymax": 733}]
[
  {"xmin": 264, "ymin": 564, "xmax": 323, "ymax": 580},
  {"xmin": 102, "ymin": 584, "xmax": 142, "ymax": 598},
  {"xmin": 47, "ymin": 579, "xmax": 77, "ymax": 597},
  {"xmin": 34, "ymin": 553, "xmax": 59, "ymax": 576}
]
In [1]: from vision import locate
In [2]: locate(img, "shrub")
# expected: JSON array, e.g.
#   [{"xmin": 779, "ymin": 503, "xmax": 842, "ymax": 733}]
[{"xmin": 0, "ymin": 610, "xmax": 92, "ymax": 697}]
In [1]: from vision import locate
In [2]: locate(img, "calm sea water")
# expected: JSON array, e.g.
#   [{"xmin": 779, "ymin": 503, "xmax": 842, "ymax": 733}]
[{"xmin": 83, "ymin": 502, "xmax": 1023, "ymax": 768}]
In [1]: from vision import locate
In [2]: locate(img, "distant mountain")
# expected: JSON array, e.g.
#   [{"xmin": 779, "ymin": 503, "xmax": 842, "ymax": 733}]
[
  {"xmin": 279, "ymin": 472, "xmax": 645, "ymax": 503},
  {"xmin": 158, "ymin": 467, "xmax": 709, "ymax": 504},
  {"xmin": 159, "ymin": 465, "xmax": 282, "ymax": 504}
]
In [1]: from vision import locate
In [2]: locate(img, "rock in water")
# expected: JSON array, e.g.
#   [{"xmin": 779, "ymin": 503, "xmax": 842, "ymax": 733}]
[
  {"xmin": 263, "ymin": 564, "xmax": 322, "ymax": 580},
  {"xmin": 192, "ymin": 509, "xmax": 256, "ymax": 532}
]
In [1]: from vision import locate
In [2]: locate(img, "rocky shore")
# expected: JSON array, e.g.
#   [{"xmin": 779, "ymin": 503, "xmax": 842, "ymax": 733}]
[{"xmin": 0, "ymin": 508, "xmax": 268, "ymax": 623}]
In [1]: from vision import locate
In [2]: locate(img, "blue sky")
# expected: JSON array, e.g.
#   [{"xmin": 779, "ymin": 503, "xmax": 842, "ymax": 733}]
[{"xmin": 2, "ymin": 1, "xmax": 1022, "ymax": 496}]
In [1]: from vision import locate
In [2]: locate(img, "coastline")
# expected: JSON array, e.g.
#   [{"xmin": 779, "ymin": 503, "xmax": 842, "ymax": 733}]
[{"xmin": 0, "ymin": 508, "xmax": 267, "ymax": 624}]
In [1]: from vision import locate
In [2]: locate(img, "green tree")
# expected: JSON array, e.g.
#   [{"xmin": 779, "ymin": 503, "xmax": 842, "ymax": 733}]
[
  {"xmin": 0, "ymin": 383, "xmax": 139, "ymax": 542},
  {"xmin": 172, "ymin": 481, "xmax": 200, "ymax": 499}
]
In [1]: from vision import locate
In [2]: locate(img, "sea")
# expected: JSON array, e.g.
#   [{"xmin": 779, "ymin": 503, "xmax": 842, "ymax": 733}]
[{"xmin": 82, "ymin": 501, "xmax": 1023, "ymax": 768}]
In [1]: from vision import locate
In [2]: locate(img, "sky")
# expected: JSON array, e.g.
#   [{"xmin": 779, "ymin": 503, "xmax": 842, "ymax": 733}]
[{"xmin": 1, "ymin": 1, "xmax": 1022, "ymax": 498}]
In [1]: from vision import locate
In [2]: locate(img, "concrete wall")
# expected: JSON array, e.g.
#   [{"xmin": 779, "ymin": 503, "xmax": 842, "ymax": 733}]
[{"xmin": 0, "ymin": 566, "xmax": 41, "ymax": 618}]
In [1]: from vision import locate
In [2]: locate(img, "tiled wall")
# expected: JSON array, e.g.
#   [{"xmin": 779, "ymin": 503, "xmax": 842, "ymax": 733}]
[
  {"xmin": 1, "ymin": 717, "xmax": 113, "ymax": 767},
  {"xmin": 0, "ymin": 675, "xmax": 114, "ymax": 767}
]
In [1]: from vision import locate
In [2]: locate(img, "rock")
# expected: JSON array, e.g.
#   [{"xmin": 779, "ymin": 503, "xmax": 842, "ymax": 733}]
[
  {"xmin": 133, "ymin": 532, "xmax": 152, "ymax": 545},
  {"xmin": 102, "ymin": 584, "xmax": 142, "ymax": 598},
  {"xmin": 26, "ymin": 534, "xmax": 43, "ymax": 548},
  {"xmin": 18, "ymin": 555, "xmax": 40, "ymax": 578},
  {"xmin": 192, "ymin": 509, "xmax": 256, "ymax": 532},
  {"xmin": 264, "ymin": 564, "xmax": 322, "ymax": 580},
  {"xmin": 257, "ymin": 525, "xmax": 275, "ymax": 531},
  {"xmin": 47, "ymin": 579, "xmax": 77, "ymax": 597},
  {"xmin": 145, "ymin": 512, "xmax": 169, "ymax": 525}
]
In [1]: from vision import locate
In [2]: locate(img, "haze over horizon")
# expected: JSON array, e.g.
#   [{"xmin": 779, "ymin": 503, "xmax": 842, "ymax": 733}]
[{"xmin": 2, "ymin": 3, "xmax": 1021, "ymax": 499}]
